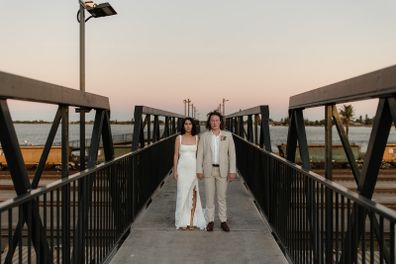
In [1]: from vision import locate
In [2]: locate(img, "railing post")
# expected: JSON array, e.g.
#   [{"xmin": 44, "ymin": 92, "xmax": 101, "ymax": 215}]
[
  {"xmin": 61, "ymin": 105, "xmax": 71, "ymax": 263},
  {"xmin": 132, "ymin": 106, "xmax": 143, "ymax": 151},
  {"xmin": 325, "ymin": 105, "xmax": 333, "ymax": 263}
]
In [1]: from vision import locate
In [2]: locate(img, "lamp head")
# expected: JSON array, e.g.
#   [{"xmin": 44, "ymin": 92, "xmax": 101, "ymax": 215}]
[{"xmin": 80, "ymin": 1, "xmax": 117, "ymax": 18}]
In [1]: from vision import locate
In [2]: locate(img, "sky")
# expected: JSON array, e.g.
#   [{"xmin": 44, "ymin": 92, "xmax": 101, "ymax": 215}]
[{"xmin": 1, "ymin": 1, "xmax": 396, "ymax": 121}]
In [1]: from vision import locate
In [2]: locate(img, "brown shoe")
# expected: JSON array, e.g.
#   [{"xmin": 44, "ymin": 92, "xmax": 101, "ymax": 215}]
[
  {"xmin": 206, "ymin": 221, "xmax": 214, "ymax": 232},
  {"xmin": 221, "ymin": 222, "xmax": 230, "ymax": 232}
]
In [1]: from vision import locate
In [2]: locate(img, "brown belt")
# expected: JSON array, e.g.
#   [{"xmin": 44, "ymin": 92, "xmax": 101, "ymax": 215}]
[{"xmin": 212, "ymin": 164, "xmax": 219, "ymax": 167}]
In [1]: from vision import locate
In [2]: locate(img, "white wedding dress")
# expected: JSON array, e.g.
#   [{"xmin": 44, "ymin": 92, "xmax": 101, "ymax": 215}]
[{"xmin": 175, "ymin": 135, "xmax": 206, "ymax": 230}]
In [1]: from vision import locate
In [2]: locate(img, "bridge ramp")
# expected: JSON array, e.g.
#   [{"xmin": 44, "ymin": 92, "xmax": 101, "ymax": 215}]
[{"xmin": 110, "ymin": 175, "xmax": 288, "ymax": 264}]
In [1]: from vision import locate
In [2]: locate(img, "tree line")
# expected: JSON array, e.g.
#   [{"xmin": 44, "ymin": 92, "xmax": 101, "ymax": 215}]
[{"xmin": 277, "ymin": 105, "xmax": 374, "ymax": 130}]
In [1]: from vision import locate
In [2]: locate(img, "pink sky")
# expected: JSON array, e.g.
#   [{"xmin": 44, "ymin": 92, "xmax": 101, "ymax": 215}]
[{"xmin": 2, "ymin": 1, "xmax": 395, "ymax": 121}]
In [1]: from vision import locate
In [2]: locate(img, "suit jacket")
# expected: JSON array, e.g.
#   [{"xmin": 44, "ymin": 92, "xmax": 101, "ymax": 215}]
[{"xmin": 196, "ymin": 130, "xmax": 236, "ymax": 178}]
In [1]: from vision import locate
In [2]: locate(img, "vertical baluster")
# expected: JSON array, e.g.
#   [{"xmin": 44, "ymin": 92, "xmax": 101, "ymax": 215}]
[
  {"xmin": 346, "ymin": 199, "xmax": 351, "ymax": 263},
  {"xmin": 390, "ymin": 222, "xmax": 395, "ymax": 264},
  {"xmin": 100, "ymin": 170, "xmax": 104, "ymax": 261},
  {"xmin": 50, "ymin": 191, "xmax": 54, "ymax": 260},
  {"xmin": 361, "ymin": 207, "xmax": 366, "ymax": 264},
  {"xmin": 18, "ymin": 206, "xmax": 23, "ymax": 263},
  {"xmin": 320, "ymin": 184, "xmax": 324, "ymax": 264},
  {"xmin": 27, "ymin": 203, "xmax": 32, "ymax": 264},
  {"xmin": 56, "ymin": 189, "xmax": 60, "ymax": 264},
  {"xmin": 369, "ymin": 212, "xmax": 374, "ymax": 264},
  {"xmin": 335, "ymin": 192, "xmax": 339, "ymax": 262},
  {"xmin": 340, "ymin": 195, "xmax": 345, "ymax": 264},
  {"xmin": 35, "ymin": 197, "xmax": 41, "ymax": 263},
  {"xmin": 379, "ymin": 216, "xmax": 384, "ymax": 264}
]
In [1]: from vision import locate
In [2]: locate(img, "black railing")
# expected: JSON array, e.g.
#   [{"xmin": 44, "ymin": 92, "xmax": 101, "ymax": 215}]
[
  {"xmin": 0, "ymin": 72, "xmax": 179, "ymax": 263},
  {"xmin": 225, "ymin": 105, "xmax": 272, "ymax": 151},
  {"xmin": 132, "ymin": 106, "xmax": 184, "ymax": 151},
  {"xmin": 286, "ymin": 65, "xmax": 396, "ymax": 263},
  {"xmin": 64, "ymin": 133, "xmax": 133, "ymax": 150},
  {"xmin": 0, "ymin": 134, "xmax": 175, "ymax": 263},
  {"xmin": 235, "ymin": 135, "xmax": 396, "ymax": 264}
]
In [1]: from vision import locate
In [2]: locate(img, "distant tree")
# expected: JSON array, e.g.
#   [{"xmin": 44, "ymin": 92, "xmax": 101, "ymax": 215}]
[{"xmin": 339, "ymin": 104, "xmax": 354, "ymax": 137}]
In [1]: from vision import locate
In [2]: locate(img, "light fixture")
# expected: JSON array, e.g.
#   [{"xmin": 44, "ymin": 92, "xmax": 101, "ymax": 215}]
[
  {"xmin": 80, "ymin": 1, "xmax": 117, "ymax": 19},
  {"xmin": 86, "ymin": 3, "xmax": 117, "ymax": 18}
]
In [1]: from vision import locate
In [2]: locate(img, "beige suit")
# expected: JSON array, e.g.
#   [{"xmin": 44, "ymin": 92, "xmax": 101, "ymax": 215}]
[{"xmin": 196, "ymin": 130, "xmax": 236, "ymax": 222}]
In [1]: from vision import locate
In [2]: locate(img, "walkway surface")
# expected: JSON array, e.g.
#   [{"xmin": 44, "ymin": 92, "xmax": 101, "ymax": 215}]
[{"xmin": 110, "ymin": 174, "xmax": 288, "ymax": 264}]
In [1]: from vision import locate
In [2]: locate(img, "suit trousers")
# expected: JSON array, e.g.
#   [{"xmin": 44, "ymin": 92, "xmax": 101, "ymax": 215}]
[{"xmin": 205, "ymin": 167, "xmax": 228, "ymax": 222}]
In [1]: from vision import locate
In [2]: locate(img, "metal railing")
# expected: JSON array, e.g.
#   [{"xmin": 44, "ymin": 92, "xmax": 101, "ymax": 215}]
[
  {"xmin": 0, "ymin": 72, "xmax": 179, "ymax": 263},
  {"xmin": 0, "ymin": 134, "xmax": 176, "ymax": 263},
  {"xmin": 285, "ymin": 65, "xmax": 396, "ymax": 263},
  {"xmin": 132, "ymin": 106, "xmax": 184, "ymax": 151},
  {"xmin": 235, "ymin": 135, "xmax": 396, "ymax": 263},
  {"xmin": 225, "ymin": 105, "xmax": 272, "ymax": 151}
]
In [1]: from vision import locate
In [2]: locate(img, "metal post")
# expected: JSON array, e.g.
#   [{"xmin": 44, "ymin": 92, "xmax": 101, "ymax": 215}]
[
  {"xmin": 187, "ymin": 99, "xmax": 191, "ymax": 116},
  {"xmin": 79, "ymin": 3, "xmax": 85, "ymax": 93},
  {"xmin": 222, "ymin": 98, "xmax": 229, "ymax": 115},
  {"xmin": 79, "ymin": 3, "xmax": 86, "ymax": 172}
]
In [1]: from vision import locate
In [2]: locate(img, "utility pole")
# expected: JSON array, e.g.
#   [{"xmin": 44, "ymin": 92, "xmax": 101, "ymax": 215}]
[
  {"xmin": 183, "ymin": 99, "xmax": 187, "ymax": 116},
  {"xmin": 187, "ymin": 98, "xmax": 191, "ymax": 116},
  {"xmin": 222, "ymin": 98, "xmax": 229, "ymax": 115},
  {"xmin": 191, "ymin": 103, "xmax": 194, "ymax": 118}
]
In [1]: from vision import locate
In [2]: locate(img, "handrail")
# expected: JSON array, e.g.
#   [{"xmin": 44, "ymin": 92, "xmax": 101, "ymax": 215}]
[
  {"xmin": 132, "ymin": 105, "xmax": 184, "ymax": 150},
  {"xmin": 226, "ymin": 105, "xmax": 269, "ymax": 118},
  {"xmin": 286, "ymin": 65, "xmax": 396, "ymax": 263},
  {"xmin": 0, "ymin": 71, "xmax": 109, "ymax": 109},
  {"xmin": 225, "ymin": 105, "xmax": 271, "ymax": 151},
  {"xmin": 0, "ymin": 133, "xmax": 175, "ymax": 211},
  {"xmin": 135, "ymin": 105, "xmax": 184, "ymax": 118},
  {"xmin": 236, "ymin": 134, "xmax": 396, "ymax": 221},
  {"xmin": 234, "ymin": 134, "xmax": 396, "ymax": 263},
  {"xmin": 0, "ymin": 133, "xmax": 176, "ymax": 264},
  {"xmin": 289, "ymin": 64, "xmax": 396, "ymax": 109}
]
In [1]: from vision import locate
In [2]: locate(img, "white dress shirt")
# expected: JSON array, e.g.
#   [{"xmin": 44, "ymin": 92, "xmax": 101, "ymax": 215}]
[{"xmin": 211, "ymin": 131, "xmax": 221, "ymax": 164}]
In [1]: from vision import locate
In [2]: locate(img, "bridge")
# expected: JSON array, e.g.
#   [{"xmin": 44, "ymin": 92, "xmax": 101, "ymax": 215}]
[{"xmin": 1, "ymin": 65, "xmax": 396, "ymax": 263}]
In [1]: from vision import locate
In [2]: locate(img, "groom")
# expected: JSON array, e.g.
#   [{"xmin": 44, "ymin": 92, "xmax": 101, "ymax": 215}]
[{"xmin": 197, "ymin": 111, "xmax": 236, "ymax": 232}]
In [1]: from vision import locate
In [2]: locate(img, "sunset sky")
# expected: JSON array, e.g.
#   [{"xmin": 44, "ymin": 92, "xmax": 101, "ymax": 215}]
[{"xmin": 1, "ymin": 1, "xmax": 396, "ymax": 121}]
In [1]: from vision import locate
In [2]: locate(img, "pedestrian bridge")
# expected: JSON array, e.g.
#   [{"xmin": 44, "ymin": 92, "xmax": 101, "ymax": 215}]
[{"xmin": 1, "ymin": 65, "xmax": 396, "ymax": 263}]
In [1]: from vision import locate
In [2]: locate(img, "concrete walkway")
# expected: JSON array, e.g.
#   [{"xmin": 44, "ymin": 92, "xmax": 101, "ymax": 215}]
[{"xmin": 110, "ymin": 174, "xmax": 288, "ymax": 264}]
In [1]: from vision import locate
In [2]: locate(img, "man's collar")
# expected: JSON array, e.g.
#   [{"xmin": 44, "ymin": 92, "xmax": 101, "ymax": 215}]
[{"xmin": 210, "ymin": 129, "xmax": 222, "ymax": 136}]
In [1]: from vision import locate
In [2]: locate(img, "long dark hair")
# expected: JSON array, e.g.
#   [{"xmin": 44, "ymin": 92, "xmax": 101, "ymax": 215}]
[
  {"xmin": 181, "ymin": 117, "xmax": 197, "ymax": 135},
  {"xmin": 206, "ymin": 111, "xmax": 224, "ymax": 130}
]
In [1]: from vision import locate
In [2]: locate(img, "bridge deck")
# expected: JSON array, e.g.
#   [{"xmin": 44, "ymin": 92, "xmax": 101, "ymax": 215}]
[{"xmin": 110, "ymin": 174, "xmax": 288, "ymax": 264}]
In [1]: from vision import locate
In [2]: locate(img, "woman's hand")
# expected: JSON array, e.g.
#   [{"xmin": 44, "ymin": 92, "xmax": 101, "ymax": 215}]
[{"xmin": 173, "ymin": 171, "xmax": 178, "ymax": 180}]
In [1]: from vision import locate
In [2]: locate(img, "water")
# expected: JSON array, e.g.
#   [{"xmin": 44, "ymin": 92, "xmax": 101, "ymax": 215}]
[
  {"xmin": 269, "ymin": 126, "xmax": 396, "ymax": 153},
  {"xmin": 9, "ymin": 124, "xmax": 396, "ymax": 154},
  {"xmin": 13, "ymin": 124, "xmax": 133, "ymax": 146}
]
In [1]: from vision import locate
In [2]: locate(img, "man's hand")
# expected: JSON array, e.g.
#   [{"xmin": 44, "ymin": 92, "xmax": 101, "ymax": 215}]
[
  {"xmin": 227, "ymin": 173, "xmax": 236, "ymax": 182},
  {"xmin": 197, "ymin": 173, "xmax": 204, "ymax": 180}
]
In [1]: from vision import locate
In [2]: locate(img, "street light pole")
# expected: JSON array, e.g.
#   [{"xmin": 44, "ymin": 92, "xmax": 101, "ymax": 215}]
[
  {"xmin": 80, "ymin": 3, "xmax": 85, "ymax": 93},
  {"xmin": 187, "ymin": 98, "xmax": 191, "ymax": 116},
  {"xmin": 222, "ymin": 98, "xmax": 229, "ymax": 115},
  {"xmin": 183, "ymin": 99, "xmax": 187, "ymax": 116},
  {"xmin": 78, "ymin": 2, "xmax": 86, "ymax": 172}
]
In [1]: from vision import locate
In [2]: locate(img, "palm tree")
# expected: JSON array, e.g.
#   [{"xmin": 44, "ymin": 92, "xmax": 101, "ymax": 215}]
[{"xmin": 339, "ymin": 104, "xmax": 354, "ymax": 137}]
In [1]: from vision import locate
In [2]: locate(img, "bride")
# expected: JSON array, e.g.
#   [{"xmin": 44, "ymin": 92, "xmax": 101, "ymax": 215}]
[{"xmin": 173, "ymin": 117, "xmax": 206, "ymax": 230}]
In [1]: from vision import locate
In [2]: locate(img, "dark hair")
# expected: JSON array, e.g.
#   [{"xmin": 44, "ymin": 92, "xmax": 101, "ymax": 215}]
[
  {"xmin": 181, "ymin": 117, "xmax": 197, "ymax": 135},
  {"xmin": 206, "ymin": 111, "xmax": 224, "ymax": 130}
]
